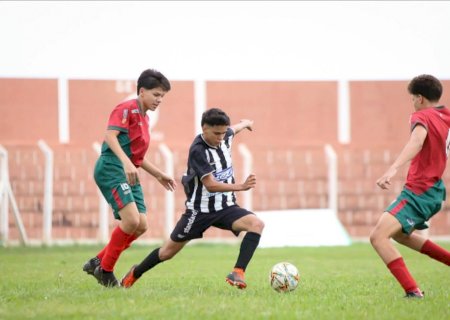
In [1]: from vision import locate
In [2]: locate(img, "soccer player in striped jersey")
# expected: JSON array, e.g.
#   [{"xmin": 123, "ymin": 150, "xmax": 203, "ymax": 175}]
[
  {"xmin": 121, "ymin": 108, "xmax": 264, "ymax": 289},
  {"xmin": 370, "ymin": 75, "xmax": 450, "ymax": 298},
  {"xmin": 82, "ymin": 69, "xmax": 177, "ymax": 287}
]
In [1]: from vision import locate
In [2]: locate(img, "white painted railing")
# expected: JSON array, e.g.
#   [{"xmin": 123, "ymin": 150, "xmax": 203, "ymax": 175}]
[
  {"xmin": 158, "ymin": 143, "xmax": 175, "ymax": 239},
  {"xmin": 37, "ymin": 140, "xmax": 54, "ymax": 245},
  {"xmin": 0, "ymin": 145, "xmax": 28, "ymax": 246},
  {"xmin": 92, "ymin": 142, "xmax": 109, "ymax": 244},
  {"xmin": 324, "ymin": 144, "xmax": 338, "ymax": 214},
  {"xmin": 238, "ymin": 143, "xmax": 253, "ymax": 211}
]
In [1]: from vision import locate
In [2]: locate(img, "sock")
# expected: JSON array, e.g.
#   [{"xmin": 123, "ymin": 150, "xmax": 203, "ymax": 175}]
[
  {"xmin": 420, "ymin": 240, "xmax": 450, "ymax": 266},
  {"xmin": 96, "ymin": 245, "xmax": 108, "ymax": 260},
  {"xmin": 100, "ymin": 226, "xmax": 131, "ymax": 272},
  {"xmin": 97, "ymin": 233, "xmax": 138, "ymax": 261},
  {"xmin": 133, "ymin": 248, "xmax": 162, "ymax": 278},
  {"xmin": 234, "ymin": 232, "xmax": 261, "ymax": 271},
  {"xmin": 387, "ymin": 257, "xmax": 418, "ymax": 293},
  {"xmin": 124, "ymin": 234, "xmax": 138, "ymax": 250}
]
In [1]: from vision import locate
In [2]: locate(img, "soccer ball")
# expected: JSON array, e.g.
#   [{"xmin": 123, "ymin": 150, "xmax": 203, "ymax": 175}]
[{"xmin": 269, "ymin": 262, "xmax": 299, "ymax": 292}]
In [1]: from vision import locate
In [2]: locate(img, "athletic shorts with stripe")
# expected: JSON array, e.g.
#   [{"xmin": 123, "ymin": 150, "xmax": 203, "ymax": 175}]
[
  {"xmin": 94, "ymin": 155, "xmax": 146, "ymax": 219},
  {"xmin": 170, "ymin": 205, "xmax": 253, "ymax": 242},
  {"xmin": 386, "ymin": 179, "xmax": 446, "ymax": 234}
]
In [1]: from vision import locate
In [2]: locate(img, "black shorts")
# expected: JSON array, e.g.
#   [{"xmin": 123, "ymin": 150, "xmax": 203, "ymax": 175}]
[{"xmin": 170, "ymin": 205, "xmax": 253, "ymax": 242}]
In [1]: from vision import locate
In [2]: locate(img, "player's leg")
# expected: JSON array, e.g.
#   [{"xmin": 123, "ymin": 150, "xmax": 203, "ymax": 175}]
[
  {"xmin": 370, "ymin": 212, "xmax": 422, "ymax": 297},
  {"xmin": 394, "ymin": 232, "xmax": 450, "ymax": 266},
  {"xmin": 121, "ymin": 209, "xmax": 203, "ymax": 288},
  {"xmin": 121, "ymin": 239, "xmax": 189, "ymax": 288},
  {"xmin": 89, "ymin": 215, "xmax": 144, "ymax": 271},
  {"xmin": 94, "ymin": 202, "xmax": 141, "ymax": 287},
  {"xmin": 223, "ymin": 208, "xmax": 264, "ymax": 289}
]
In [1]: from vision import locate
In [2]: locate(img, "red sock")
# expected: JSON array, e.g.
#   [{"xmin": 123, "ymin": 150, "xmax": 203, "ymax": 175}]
[
  {"xmin": 124, "ymin": 234, "xmax": 138, "ymax": 250},
  {"xmin": 100, "ymin": 226, "xmax": 131, "ymax": 272},
  {"xmin": 420, "ymin": 240, "xmax": 450, "ymax": 266},
  {"xmin": 96, "ymin": 245, "xmax": 108, "ymax": 260},
  {"xmin": 97, "ymin": 234, "xmax": 137, "ymax": 260},
  {"xmin": 387, "ymin": 257, "xmax": 418, "ymax": 293}
]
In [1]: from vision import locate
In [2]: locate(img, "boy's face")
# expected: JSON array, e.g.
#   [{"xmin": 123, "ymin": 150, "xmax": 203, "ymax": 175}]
[
  {"xmin": 202, "ymin": 124, "xmax": 228, "ymax": 147},
  {"xmin": 139, "ymin": 87, "xmax": 167, "ymax": 112}
]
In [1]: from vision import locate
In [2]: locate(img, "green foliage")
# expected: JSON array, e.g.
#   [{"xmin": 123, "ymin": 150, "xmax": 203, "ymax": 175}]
[{"xmin": 0, "ymin": 243, "xmax": 449, "ymax": 320}]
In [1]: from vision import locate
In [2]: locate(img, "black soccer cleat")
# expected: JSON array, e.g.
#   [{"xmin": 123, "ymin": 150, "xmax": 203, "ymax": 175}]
[
  {"xmin": 93, "ymin": 265, "xmax": 120, "ymax": 288},
  {"xmin": 404, "ymin": 289, "xmax": 424, "ymax": 299},
  {"xmin": 83, "ymin": 257, "xmax": 101, "ymax": 275}
]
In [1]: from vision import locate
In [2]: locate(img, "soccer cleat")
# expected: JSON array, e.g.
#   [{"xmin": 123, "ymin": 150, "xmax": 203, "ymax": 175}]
[
  {"xmin": 404, "ymin": 289, "xmax": 424, "ymax": 299},
  {"xmin": 83, "ymin": 257, "xmax": 101, "ymax": 275},
  {"xmin": 225, "ymin": 270, "xmax": 247, "ymax": 289},
  {"xmin": 120, "ymin": 265, "xmax": 139, "ymax": 288},
  {"xmin": 93, "ymin": 266, "xmax": 120, "ymax": 287}
]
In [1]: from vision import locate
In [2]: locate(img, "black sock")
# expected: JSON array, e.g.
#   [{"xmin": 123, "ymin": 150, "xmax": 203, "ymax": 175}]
[
  {"xmin": 235, "ymin": 232, "xmax": 261, "ymax": 271},
  {"xmin": 134, "ymin": 248, "xmax": 162, "ymax": 278}
]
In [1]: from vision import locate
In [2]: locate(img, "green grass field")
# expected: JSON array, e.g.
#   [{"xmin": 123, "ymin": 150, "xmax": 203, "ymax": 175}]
[{"xmin": 0, "ymin": 242, "xmax": 449, "ymax": 320}]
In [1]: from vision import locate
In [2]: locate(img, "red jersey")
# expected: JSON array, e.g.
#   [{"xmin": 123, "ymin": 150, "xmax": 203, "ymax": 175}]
[
  {"xmin": 406, "ymin": 106, "xmax": 450, "ymax": 194},
  {"xmin": 101, "ymin": 99, "xmax": 150, "ymax": 167}
]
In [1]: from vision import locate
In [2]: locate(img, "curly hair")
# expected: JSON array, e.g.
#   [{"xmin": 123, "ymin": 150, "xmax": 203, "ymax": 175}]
[{"xmin": 407, "ymin": 74, "xmax": 442, "ymax": 102}]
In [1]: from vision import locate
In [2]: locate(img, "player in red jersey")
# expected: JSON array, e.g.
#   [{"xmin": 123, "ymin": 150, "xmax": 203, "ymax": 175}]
[
  {"xmin": 370, "ymin": 75, "xmax": 450, "ymax": 298},
  {"xmin": 83, "ymin": 69, "xmax": 177, "ymax": 287}
]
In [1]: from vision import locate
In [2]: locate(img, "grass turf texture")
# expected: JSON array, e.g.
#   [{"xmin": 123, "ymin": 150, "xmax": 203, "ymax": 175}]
[{"xmin": 0, "ymin": 243, "xmax": 449, "ymax": 320}]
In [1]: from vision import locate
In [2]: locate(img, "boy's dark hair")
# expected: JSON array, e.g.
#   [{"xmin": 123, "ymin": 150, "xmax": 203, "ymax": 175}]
[
  {"xmin": 137, "ymin": 69, "xmax": 171, "ymax": 95},
  {"xmin": 201, "ymin": 108, "xmax": 230, "ymax": 126},
  {"xmin": 407, "ymin": 74, "xmax": 442, "ymax": 102}
]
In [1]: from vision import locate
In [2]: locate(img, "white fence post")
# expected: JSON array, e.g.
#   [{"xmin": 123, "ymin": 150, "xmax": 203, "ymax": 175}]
[
  {"xmin": 0, "ymin": 147, "xmax": 8, "ymax": 245},
  {"xmin": 92, "ymin": 142, "xmax": 109, "ymax": 244},
  {"xmin": 0, "ymin": 145, "xmax": 28, "ymax": 246},
  {"xmin": 37, "ymin": 140, "xmax": 54, "ymax": 246},
  {"xmin": 238, "ymin": 144, "xmax": 253, "ymax": 211},
  {"xmin": 158, "ymin": 143, "xmax": 175, "ymax": 239},
  {"xmin": 324, "ymin": 144, "xmax": 338, "ymax": 215}
]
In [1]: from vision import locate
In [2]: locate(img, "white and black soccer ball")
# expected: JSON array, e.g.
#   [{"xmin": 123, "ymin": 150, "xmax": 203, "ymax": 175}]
[{"xmin": 269, "ymin": 262, "xmax": 300, "ymax": 293}]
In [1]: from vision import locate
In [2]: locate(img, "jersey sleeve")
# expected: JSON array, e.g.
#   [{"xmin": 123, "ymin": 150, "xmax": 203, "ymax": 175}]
[
  {"xmin": 410, "ymin": 112, "xmax": 428, "ymax": 132},
  {"xmin": 190, "ymin": 146, "xmax": 214, "ymax": 180},
  {"xmin": 225, "ymin": 127, "xmax": 235, "ymax": 139},
  {"xmin": 106, "ymin": 105, "xmax": 130, "ymax": 133}
]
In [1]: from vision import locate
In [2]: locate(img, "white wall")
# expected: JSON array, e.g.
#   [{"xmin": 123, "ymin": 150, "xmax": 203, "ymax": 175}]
[{"xmin": 0, "ymin": 1, "xmax": 449, "ymax": 81}]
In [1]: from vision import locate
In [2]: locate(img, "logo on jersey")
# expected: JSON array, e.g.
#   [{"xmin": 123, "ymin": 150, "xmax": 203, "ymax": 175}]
[
  {"xmin": 121, "ymin": 109, "xmax": 129, "ymax": 124},
  {"xmin": 213, "ymin": 166, "xmax": 233, "ymax": 182}
]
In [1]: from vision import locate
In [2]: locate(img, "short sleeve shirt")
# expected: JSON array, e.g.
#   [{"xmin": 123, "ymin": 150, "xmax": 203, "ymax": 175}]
[{"xmin": 101, "ymin": 99, "xmax": 150, "ymax": 167}]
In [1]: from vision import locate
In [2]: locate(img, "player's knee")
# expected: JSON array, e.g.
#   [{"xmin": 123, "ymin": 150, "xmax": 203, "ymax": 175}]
[
  {"xmin": 248, "ymin": 216, "xmax": 265, "ymax": 233},
  {"xmin": 254, "ymin": 218, "xmax": 265, "ymax": 233},
  {"xmin": 369, "ymin": 230, "xmax": 382, "ymax": 247}
]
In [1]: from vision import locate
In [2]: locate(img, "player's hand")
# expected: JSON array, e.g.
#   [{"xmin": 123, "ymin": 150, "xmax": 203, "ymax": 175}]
[
  {"xmin": 124, "ymin": 161, "xmax": 139, "ymax": 186},
  {"xmin": 376, "ymin": 167, "xmax": 397, "ymax": 190},
  {"xmin": 241, "ymin": 173, "xmax": 256, "ymax": 190},
  {"xmin": 157, "ymin": 173, "xmax": 177, "ymax": 191},
  {"xmin": 240, "ymin": 119, "xmax": 254, "ymax": 131}
]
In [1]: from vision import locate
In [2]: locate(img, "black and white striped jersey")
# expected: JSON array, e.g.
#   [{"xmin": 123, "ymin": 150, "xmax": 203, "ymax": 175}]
[{"xmin": 182, "ymin": 127, "xmax": 237, "ymax": 213}]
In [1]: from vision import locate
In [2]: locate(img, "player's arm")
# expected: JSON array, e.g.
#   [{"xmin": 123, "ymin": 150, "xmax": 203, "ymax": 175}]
[
  {"xmin": 230, "ymin": 119, "xmax": 254, "ymax": 135},
  {"xmin": 201, "ymin": 173, "xmax": 256, "ymax": 192},
  {"xmin": 376, "ymin": 124, "xmax": 427, "ymax": 190},
  {"xmin": 104, "ymin": 130, "xmax": 139, "ymax": 186},
  {"xmin": 141, "ymin": 158, "xmax": 176, "ymax": 191}
]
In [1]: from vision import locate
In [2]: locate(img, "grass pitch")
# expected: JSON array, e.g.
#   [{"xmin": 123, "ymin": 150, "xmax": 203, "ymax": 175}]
[{"xmin": 0, "ymin": 242, "xmax": 449, "ymax": 320}]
